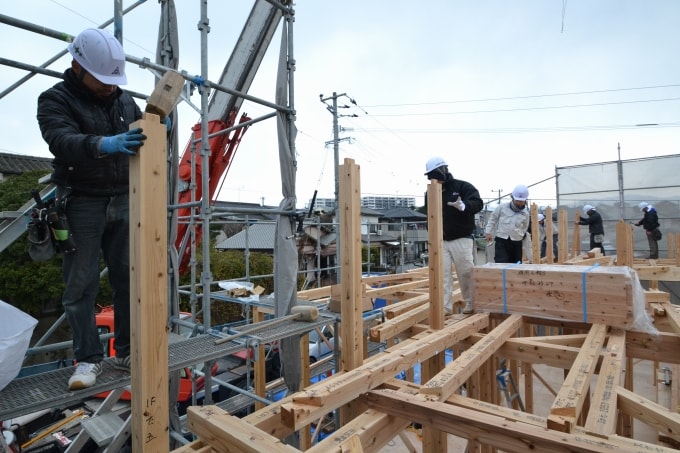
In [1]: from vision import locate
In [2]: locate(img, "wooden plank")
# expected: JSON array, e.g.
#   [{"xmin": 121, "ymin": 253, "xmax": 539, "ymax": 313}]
[
  {"xmin": 661, "ymin": 302, "xmax": 680, "ymax": 337},
  {"xmin": 420, "ymin": 314, "xmax": 524, "ymax": 398},
  {"xmin": 616, "ymin": 386, "xmax": 680, "ymax": 443},
  {"xmin": 635, "ymin": 265, "xmax": 680, "ymax": 282},
  {"xmin": 584, "ymin": 328, "xmax": 626, "ymax": 435},
  {"xmin": 369, "ymin": 304, "xmax": 429, "ymax": 342},
  {"xmin": 186, "ymin": 406, "xmax": 299, "ymax": 453},
  {"xmin": 364, "ymin": 278, "xmax": 429, "ymax": 298},
  {"xmin": 366, "ymin": 388, "xmax": 678, "ymax": 453},
  {"xmin": 548, "ymin": 324, "xmax": 608, "ymax": 432},
  {"xmin": 305, "ymin": 409, "xmax": 409, "ymax": 453},
  {"xmin": 280, "ymin": 314, "xmax": 490, "ymax": 430},
  {"xmin": 129, "ymin": 113, "xmax": 169, "ymax": 453}
]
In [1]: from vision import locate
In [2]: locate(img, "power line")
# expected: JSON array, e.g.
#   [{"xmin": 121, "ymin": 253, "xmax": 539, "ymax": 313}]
[
  {"xmin": 354, "ymin": 122, "xmax": 680, "ymax": 135},
  {"xmin": 363, "ymin": 84, "xmax": 680, "ymax": 108}
]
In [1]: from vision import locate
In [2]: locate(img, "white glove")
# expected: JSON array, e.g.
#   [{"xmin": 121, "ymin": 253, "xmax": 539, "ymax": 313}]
[{"xmin": 448, "ymin": 196, "xmax": 465, "ymax": 211}]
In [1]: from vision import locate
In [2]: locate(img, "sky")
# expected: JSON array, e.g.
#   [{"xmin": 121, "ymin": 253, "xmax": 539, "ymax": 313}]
[{"xmin": 1, "ymin": 1, "xmax": 679, "ymax": 210}]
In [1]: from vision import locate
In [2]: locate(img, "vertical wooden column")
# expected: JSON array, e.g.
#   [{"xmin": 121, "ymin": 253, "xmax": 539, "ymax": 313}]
[
  {"xmin": 616, "ymin": 220, "xmax": 634, "ymax": 267},
  {"xmin": 545, "ymin": 206, "xmax": 554, "ymax": 263},
  {"xmin": 338, "ymin": 158, "xmax": 363, "ymax": 423},
  {"xmin": 557, "ymin": 209, "xmax": 568, "ymax": 264},
  {"xmin": 423, "ymin": 181, "xmax": 446, "ymax": 452},
  {"xmin": 129, "ymin": 113, "xmax": 169, "ymax": 453},
  {"xmin": 253, "ymin": 308, "xmax": 266, "ymax": 411},
  {"xmin": 572, "ymin": 211, "xmax": 581, "ymax": 258},
  {"xmin": 530, "ymin": 203, "xmax": 540, "ymax": 263}
]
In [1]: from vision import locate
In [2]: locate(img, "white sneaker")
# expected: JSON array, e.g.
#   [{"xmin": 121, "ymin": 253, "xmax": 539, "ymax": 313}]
[
  {"xmin": 444, "ymin": 306, "xmax": 453, "ymax": 315},
  {"xmin": 68, "ymin": 362, "xmax": 102, "ymax": 390},
  {"xmin": 462, "ymin": 303, "xmax": 474, "ymax": 314}
]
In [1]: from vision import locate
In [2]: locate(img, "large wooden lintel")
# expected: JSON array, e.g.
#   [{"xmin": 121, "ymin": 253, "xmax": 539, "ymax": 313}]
[
  {"xmin": 365, "ymin": 388, "xmax": 677, "ymax": 453},
  {"xmin": 420, "ymin": 314, "xmax": 524, "ymax": 398},
  {"xmin": 548, "ymin": 324, "xmax": 608, "ymax": 432},
  {"xmin": 187, "ymin": 406, "xmax": 299, "ymax": 453},
  {"xmin": 616, "ymin": 386, "xmax": 680, "ymax": 444}
]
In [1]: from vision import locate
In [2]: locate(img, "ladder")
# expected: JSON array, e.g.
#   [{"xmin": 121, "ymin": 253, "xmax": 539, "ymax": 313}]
[{"xmin": 496, "ymin": 358, "xmax": 525, "ymax": 411}]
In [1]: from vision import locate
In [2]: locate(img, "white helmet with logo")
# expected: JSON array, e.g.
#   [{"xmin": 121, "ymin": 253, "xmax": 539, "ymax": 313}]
[
  {"xmin": 424, "ymin": 157, "xmax": 447, "ymax": 175},
  {"xmin": 582, "ymin": 204, "xmax": 595, "ymax": 215},
  {"xmin": 638, "ymin": 202, "xmax": 649, "ymax": 211},
  {"xmin": 68, "ymin": 28, "xmax": 127, "ymax": 85},
  {"xmin": 511, "ymin": 184, "xmax": 529, "ymax": 201}
]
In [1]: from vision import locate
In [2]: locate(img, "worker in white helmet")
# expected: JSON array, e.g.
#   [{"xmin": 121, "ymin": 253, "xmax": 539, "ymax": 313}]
[
  {"xmin": 424, "ymin": 157, "xmax": 484, "ymax": 315},
  {"xmin": 577, "ymin": 204, "xmax": 605, "ymax": 255},
  {"xmin": 634, "ymin": 202, "xmax": 661, "ymax": 259},
  {"xmin": 484, "ymin": 185, "xmax": 531, "ymax": 263},
  {"xmin": 37, "ymin": 28, "xmax": 146, "ymax": 391}
]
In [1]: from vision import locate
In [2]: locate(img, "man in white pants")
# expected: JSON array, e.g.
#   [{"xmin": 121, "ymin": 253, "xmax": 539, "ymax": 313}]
[{"xmin": 425, "ymin": 157, "xmax": 483, "ymax": 314}]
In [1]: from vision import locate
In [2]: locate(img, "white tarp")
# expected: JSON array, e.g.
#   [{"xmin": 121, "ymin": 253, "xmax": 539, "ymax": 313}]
[{"xmin": 0, "ymin": 300, "xmax": 38, "ymax": 391}]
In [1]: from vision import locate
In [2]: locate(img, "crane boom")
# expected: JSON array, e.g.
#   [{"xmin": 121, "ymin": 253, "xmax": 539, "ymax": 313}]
[{"xmin": 175, "ymin": 0, "xmax": 286, "ymax": 274}]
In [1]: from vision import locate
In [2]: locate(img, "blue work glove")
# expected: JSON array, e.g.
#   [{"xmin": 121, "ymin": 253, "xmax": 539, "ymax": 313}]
[
  {"xmin": 99, "ymin": 128, "xmax": 147, "ymax": 155},
  {"xmin": 164, "ymin": 116, "xmax": 172, "ymax": 132}
]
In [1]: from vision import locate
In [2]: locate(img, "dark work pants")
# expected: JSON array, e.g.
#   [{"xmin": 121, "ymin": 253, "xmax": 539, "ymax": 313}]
[{"xmin": 494, "ymin": 237, "xmax": 523, "ymax": 263}]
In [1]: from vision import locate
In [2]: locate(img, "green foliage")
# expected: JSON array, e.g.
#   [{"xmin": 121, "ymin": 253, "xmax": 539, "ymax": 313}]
[
  {"xmin": 361, "ymin": 245, "xmax": 380, "ymax": 272},
  {"xmin": 0, "ymin": 171, "xmax": 114, "ymax": 314},
  {"xmin": 179, "ymin": 240, "xmax": 275, "ymax": 326}
]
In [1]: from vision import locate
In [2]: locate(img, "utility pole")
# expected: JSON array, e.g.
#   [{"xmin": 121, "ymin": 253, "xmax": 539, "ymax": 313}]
[{"xmin": 320, "ymin": 92, "xmax": 357, "ymax": 283}]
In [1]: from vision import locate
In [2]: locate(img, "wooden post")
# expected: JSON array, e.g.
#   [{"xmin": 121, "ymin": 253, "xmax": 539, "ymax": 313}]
[
  {"xmin": 129, "ymin": 112, "xmax": 169, "ymax": 453},
  {"xmin": 545, "ymin": 206, "xmax": 554, "ymax": 263},
  {"xmin": 572, "ymin": 210, "xmax": 581, "ymax": 258},
  {"xmin": 423, "ymin": 179, "xmax": 446, "ymax": 452},
  {"xmin": 338, "ymin": 158, "xmax": 363, "ymax": 423},
  {"xmin": 530, "ymin": 203, "xmax": 540, "ymax": 263},
  {"xmin": 557, "ymin": 209, "xmax": 568, "ymax": 264}
]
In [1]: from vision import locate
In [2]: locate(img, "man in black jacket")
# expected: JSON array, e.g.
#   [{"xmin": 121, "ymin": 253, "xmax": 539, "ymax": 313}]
[
  {"xmin": 635, "ymin": 202, "xmax": 660, "ymax": 259},
  {"xmin": 425, "ymin": 157, "xmax": 483, "ymax": 314},
  {"xmin": 578, "ymin": 204, "xmax": 605, "ymax": 255},
  {"xmin": 37, "ymin": 28, "xmax": 146, "ymax": 390}
]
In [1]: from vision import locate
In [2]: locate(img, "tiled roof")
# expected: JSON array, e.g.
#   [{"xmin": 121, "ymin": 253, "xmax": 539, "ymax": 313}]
[
  {"xmin": 0, "ymin": 152, "xmax": 52, "ymax": 176},
  {"xmin": 379, "ymin": 207, "xmax": 427, "ymax": 220},
  {"xmin": 215, "ymin": 222, "xmax": 276, "ymax": 250}
]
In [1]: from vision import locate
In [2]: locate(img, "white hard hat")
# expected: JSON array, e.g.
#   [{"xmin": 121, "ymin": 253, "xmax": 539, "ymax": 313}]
[
  {"xmin": 582, "ymin": 204, "xmax": 594, "ymax": 215},
  {"xmin": 511, "ymin": 184, "xmax": 529, "ymax": 201},
  {"xmin": 638, "ymin": 202, "xmax": 649, "ymax": 211},
  {"xmin": 424, "ymin": 157, "xmax": 447, "ymax": 175},
  {"xmin": 68, "ymin": 28, "xmax": 127, "ymax": 85},
  {"xmin": 537, "ymin": 214, "xmax": 545, "ymax": 222}
]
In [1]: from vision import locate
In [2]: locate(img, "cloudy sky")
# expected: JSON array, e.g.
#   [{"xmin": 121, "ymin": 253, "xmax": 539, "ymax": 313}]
[{"xmin": 2, "ymin": 1, "xmax": 679, "ymax": 209}]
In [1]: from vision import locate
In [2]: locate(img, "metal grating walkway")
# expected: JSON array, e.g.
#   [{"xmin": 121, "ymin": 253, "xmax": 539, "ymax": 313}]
[{"xmin": 0, "ymin": 314, "xmax": 335, "ymax": 421}]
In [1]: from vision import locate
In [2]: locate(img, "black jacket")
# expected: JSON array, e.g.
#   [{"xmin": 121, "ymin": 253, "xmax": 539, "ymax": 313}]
[
  {"xmin": 637, "ymin": 208, "xmax": 659, "ymax": 231},
  {"xmin": 37, "ymin": 68, "xmax": 142, "ymax": 196},
  {"xmin": 578, "ymin": 210, "xmax": 604, "ymax": 235},
  {"xmin": 427, "ymin": 174, "xmax": 483, "ymax": 241}
]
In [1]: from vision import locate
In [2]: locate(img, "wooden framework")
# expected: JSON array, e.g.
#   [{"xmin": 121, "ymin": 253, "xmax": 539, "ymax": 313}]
[{"xmin": 171, "ymin": 161, "xmax": 680, "ymax": 452}]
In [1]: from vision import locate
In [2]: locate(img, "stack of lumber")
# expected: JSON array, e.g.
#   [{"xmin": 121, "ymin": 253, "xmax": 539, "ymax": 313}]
[{"xmin": 472, "ymin": 263, "xmax": 639, "ymax": 328}]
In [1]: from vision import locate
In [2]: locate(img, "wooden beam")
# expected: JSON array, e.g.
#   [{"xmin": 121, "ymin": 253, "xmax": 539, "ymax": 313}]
[
  {"xmin": 420, "ymin": 314, "xmax": 524, "ymax": 398},
  {"xmin": 635, "ymin": 265, "xmax": 680, "ymax": 282},
  {"xmin": 661, "ymin": 302, "xmax": 680, "ymax": 337},
  {"xmin": 187, "ymin": 406, "xmax": 299, "ymax": 453},
  {"xmin": 369, "ymin": 304, "xmax": 429, "ymax": 342},
  {"xmin": 548, "ymin": 323, "xmax": 608, "ymax": 432},
  {"xmin": 365, "ymin": 388, "xmax": 678, "ymax": 453},
  {"xmin": 279, "ymin": 314, "xmax": 490, "ymax": 431},
  {"xmin": 616, "ymin": 386, "xmax": 680, "ymax": 443},
  {"xmin": 584, "ymin": 328, "xmax": 626, "ymax": 435},
  {"xmin": 129, "ymin": 113, "xmax": 169, "ymax": 453}
]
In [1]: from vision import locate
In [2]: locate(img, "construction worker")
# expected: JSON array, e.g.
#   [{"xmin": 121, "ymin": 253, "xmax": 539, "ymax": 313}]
[
  {"xmin": 424, "ymin": 157, "xmax": 483, "ymax": 315},
  {"xmin": 37, "ymin": 28, "xmax": 146, "ymax": 390},
  {"xmin": 578, "ymin": 204, "xmax": 605, "ymax": 255},
  {"xmin": 635, "ymin": 202, "xmax": 661, "ymax": 259},
  {"xmin": 484, "ymin": 184, "xmax": 531, "ymax": 263}
]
